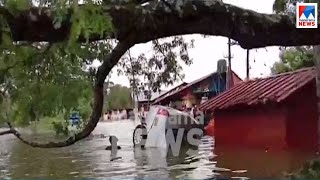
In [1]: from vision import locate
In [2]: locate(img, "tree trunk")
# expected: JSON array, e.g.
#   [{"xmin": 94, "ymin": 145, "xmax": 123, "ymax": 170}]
[
  {"xmin": 133, "ymin": 92, "xmax": 139, "ymax": 125},
  {"xmin": 314, "ymin": 45, "xmax": 320, "ymax": 149},
  {"xmin": 0, "ymin": 129, "xmax": 15, "ymax": 136},
  {"xmin": 127, "ymin": 50, "xmax": 140, "ymax": 124},
  {"xmin": 103, "ymin": 76, "xmax": 112, "ymax": 113},
  {"xmin": 2, "ymin": 1, "xmax": 320, "ymax": 49}
]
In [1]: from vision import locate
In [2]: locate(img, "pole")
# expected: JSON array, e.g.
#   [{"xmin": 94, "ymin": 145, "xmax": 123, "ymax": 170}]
[
  {"xmin": 227, "ymin": 38, "xmax": 232, "ymax": 89},
  {"xmin": 246, "ymin": 49, "xmax": 250, "ymax": 80},
  {"xmin": 313, "ymin": 45, "xmax": 320, "ymax": 150},
  {"xmin": 224, "ymin": 39, "xmax": 237, "ymax": 89}
]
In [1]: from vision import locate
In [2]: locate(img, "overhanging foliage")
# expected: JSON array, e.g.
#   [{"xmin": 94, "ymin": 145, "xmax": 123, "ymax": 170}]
[{"xmin": 2, "ymin": 0, "xmax": 320, "ymax": 49}]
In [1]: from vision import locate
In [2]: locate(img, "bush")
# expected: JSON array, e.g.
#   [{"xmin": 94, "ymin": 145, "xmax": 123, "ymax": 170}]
[
  {"xmin": 51, "ymin": 121, "xmax": 69, "ymax": 136},
  {"xmin": 290, "ymin": 159, "xmax": 320, "ymax": 179}
]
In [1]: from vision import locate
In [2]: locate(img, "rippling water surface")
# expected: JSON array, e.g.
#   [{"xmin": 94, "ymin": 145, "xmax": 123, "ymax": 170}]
[{"xmin": 0, "ymin": 120, "xmax": 318, "ymax": 179}]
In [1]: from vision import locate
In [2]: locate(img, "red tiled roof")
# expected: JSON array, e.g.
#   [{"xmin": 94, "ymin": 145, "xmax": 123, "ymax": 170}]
[{"xmin": 198, "ymin": 67, "xmax": 316, "ymax": 111}]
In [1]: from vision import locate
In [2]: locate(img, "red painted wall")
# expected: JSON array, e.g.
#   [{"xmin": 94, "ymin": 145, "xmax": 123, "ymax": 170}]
[
  {"xmin": 214, "ymin": 105, "xmax": 287, "ymax": 150},
  {"xmin": 284, "ymin": 80, "xmax": 318, "ymax": 150},
  {"xmin": 213, "ymin": 80, "xmax": 318, "ymax": 150}
]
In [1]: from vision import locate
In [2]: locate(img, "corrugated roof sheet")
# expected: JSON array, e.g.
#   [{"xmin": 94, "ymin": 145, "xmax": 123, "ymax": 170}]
[
  {"xmin": 134, "ymin": 90, "xmax": 166, "ymax": 102},
  {"xmin": 198, "ymin": 67, "xmax": 316, "ymax": 111},
  {"xmin": 177, "ymin": 71, "xmax": 241, "ymax": 94},
  {"xmin": 153, "ymin": 71, "xmax": 241, "ymax": 104},
  {"xmin": 152, "ymin": 82, "xmax": 188, "ymax": 104}
]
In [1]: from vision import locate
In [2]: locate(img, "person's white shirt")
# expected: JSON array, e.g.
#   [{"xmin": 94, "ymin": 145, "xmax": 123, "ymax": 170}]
[{"xmin": 103, "ymin": 114, "xmax": 109, "ymax": 121}]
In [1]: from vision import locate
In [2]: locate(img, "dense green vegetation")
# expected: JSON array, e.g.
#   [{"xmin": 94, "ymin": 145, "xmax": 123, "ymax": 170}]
[
  {"xmin": 105, "ymin": 84, "xmax": 133, "ymax": 110},
  {"xmin": 271, "ymin": 47, "xmax": 314, "ymax": 74},
  {"xmin": 0, "ymin": 0, "xmax": 113, "ymax": 132}
]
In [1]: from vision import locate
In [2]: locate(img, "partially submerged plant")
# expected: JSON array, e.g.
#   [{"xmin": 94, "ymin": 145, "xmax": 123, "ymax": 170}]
[{"xmin": 288, "ymin": 159, "xmax": 320, "ymax": 179}]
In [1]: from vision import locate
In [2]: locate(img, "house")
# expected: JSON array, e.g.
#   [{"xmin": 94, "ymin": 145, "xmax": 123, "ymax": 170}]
[
  {"xmin": 199, "ymin": 67, "xmax": 318, "ymax": 151},
  {"xmin": 152, "ymin": 82, "xmax": 188, "ymax": 104},
  {"xmin": 131, "ymin": 83, "xmax": 187, "ymax": 111},
  {"xmin": 133, "ymin": 90, "xmax": 166, "ymax": 111},
  {"xmin": 152, "ymin": 71, "xmax": 242, "ymax": 110}
]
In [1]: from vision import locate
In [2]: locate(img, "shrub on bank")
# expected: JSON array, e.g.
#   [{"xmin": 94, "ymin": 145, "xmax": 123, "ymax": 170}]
[{"xmin": 289, "ymin": 159, "xmax": 320, "ymax": 179}]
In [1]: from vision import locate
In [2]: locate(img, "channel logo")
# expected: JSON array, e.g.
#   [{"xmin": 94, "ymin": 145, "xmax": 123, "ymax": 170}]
[{"xmin": 296, "ymin": 3, "xmax": 318, "ymax": 28}]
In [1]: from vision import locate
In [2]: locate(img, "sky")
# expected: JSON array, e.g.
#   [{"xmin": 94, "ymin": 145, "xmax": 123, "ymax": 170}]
[{"xmin": 92, "ymin": 0, "xmax": 280, "ymax": 91}]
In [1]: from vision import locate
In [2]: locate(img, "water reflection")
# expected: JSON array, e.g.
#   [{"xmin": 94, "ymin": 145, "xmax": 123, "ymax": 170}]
[
  {"xmin": 134, "ymin": 148, "xmax": 169, "ymax": 179},
  {"xmin": 215, "ymin": 146, "xmax": 319, "ymax": 179},
  {"xmin": 0, "ymin": 120, "xmax": 318, "ymax": 179}
]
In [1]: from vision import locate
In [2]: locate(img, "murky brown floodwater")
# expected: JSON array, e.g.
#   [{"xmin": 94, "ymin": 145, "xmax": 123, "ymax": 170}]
[{"xmin": 0, "ymin": 120, "xmax": 318, "ymax": 179}]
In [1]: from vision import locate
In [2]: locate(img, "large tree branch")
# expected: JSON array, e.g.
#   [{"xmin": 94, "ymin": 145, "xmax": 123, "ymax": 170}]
[
  {"xmin": 0, "ymin": 128, "xmax": 15, "ymax": 136},
  {"xmin": 3, "ymin": 40, "xmax": 133, "ymax": 148},
  {"xmin": 1, "ymin": 0, "xmax": 320, "ymax": 49}
]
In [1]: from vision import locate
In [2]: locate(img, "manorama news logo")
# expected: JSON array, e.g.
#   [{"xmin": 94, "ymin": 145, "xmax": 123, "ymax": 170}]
[{"xmin": 296, "ymin": 3, "xmax": 318, "ymax": 28}]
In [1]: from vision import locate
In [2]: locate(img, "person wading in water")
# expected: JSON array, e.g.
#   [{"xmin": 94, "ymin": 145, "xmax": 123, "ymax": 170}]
[{"xmin": 105, "ymin": 135, "xmax": 122, "ymax": 161}]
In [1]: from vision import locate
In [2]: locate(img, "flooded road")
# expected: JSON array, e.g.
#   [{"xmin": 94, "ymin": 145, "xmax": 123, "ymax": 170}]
[{"xmin": 0, "ymin": 120, "xmax": 318, "ymax": 179}]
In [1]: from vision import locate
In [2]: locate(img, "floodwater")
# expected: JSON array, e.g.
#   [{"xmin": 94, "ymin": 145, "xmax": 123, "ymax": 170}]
[{"xmin": 0, "ymin": 120, "xmax": 319, "ymax": 179}]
